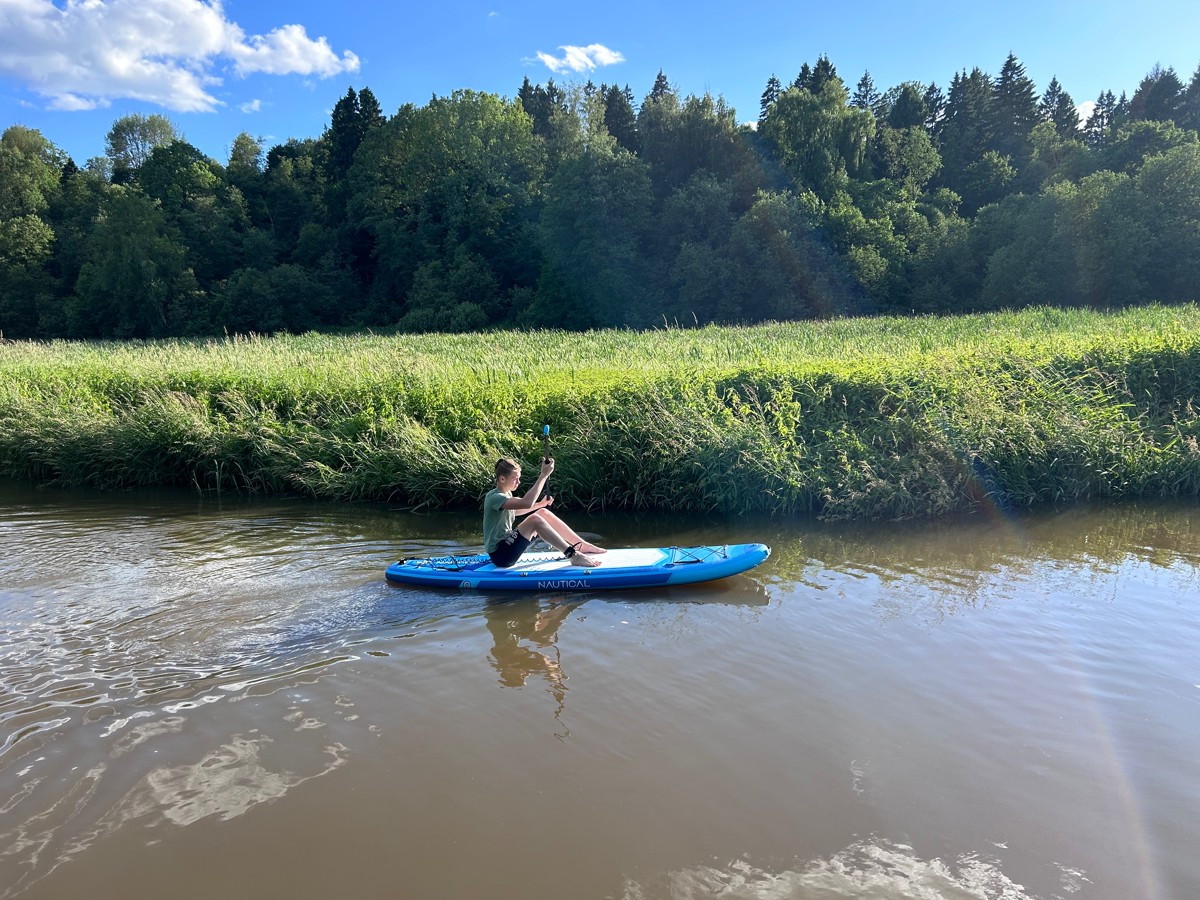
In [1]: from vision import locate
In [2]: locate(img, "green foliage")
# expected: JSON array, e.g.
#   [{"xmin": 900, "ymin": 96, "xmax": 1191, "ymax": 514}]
[
  {"xmin": 519, "ymin": 77, "xmax": 567, "ymax": 141},
  {"xmin": 1038, "ymin": 77, "xmax": 1081, "ymax": 138},
  {"xmin": 3, "ymin": 307, "xmax": 1200, "ymax": 520},
  {"xmin": 1183, "ymin": 64, "xmax": 1200, "ymax": 132},
  {"xmin": 601, "ymin": 83, "xmax": 639, "ymax": 153},
  {"xmin": 216, "ymin": 263, "xmax": 334, "ymax": 333},
  {"xmin": 850, "ymin": 72, "xmax": 879, "ymax": 112},
  {"xmin": 872, "ymin": 125, "xmax": 941, "ymax": 195},
  {"xmin": 638, "ymin": 83, "xmax": 735, "ymax": 194},
  {"xmin": 104, "ymin": 113, "xmax": 178, "ymax": 183},
  {"xmin": 975, "ymin": 192, "xmax": 1074, "ymax": 308},
  {"xmin": 1024, "ymin": 121, "xmax": 1093, "ymax": 189},
  {"xmin": 761, "ymin": 75, "xmax": 783, "ymax": 122},
  {"xmin": 959, "ymin": 150, "xmax": 1016, "ymax": 213},
  {"xmin": 1084, "ymin": 90, "xmax": 1120, "ymax": 148},
  {"xmin": 937, "ymin": 68, "xmax": 994, "ymax": 183},
  {"xmin": 727, "ymin": 190, "xmax": 855, "ymax": 318},
  {"xmin": 324, "ymin": 87, "xmax": 385, "ymax": 179},
  {"xmin": 991, "ymin": 54, "xmax": 1040, "ymax": 162},
  {"xmin": 139, "ymin": 141, "xmax": 251, "ymax": 291},
  {"xmin": 1103, "ymin": 119, "xmax": 1197, "ymax": 173},
  {"xmin": 880, "ymin": 82, "xmax": 928, "ymax": 129},
  {"xmin": 0, "ymin": 126, "xmax": 63, "ymax": 336},
  {"xmin": 3, "ymin": 54, "xmax": 1200, "ymax": 341},
  {"xmin": 761, "ymin": 78, "xmax": 874, "ymax": 199},
  {"xmin": 70, "ymin": 186, "xmax": 201, "ymax": 338},
  {"xmin": 348, "ymin": 90, "xmax": 544, "ymax": 325},
  {"xmin": 1133, "ymin": 144, "xmax": 1200, "ymax": 302},
  {"xmin": 1128, "ymin": 65, "xmax": 1185, "ymax": 123},
  {"xmin": 536, "ymin": 141, "xmax": 655, "ymax": 327}
]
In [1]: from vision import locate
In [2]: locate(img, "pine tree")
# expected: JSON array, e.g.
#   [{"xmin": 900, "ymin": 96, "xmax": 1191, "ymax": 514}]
[
  {"xmin": 603, "ymin": 83, "xmax": 639, "ymax": 152},
  {"xmin": 885, "ymin": 82, "xmax": 928, "ymax": 129},
  {"xmin": 1183, "ymin": 63, "xmax": 1200, "ymax": 132},
  {"xmin": 991, "ymin": 53, "xmax": 1039, "ymax": 160},
  {"xmin": 324, "ymin": 86, "xmax": 385, "ymax": 181},
  {"xmin": 760, "ymin": 75, "xmax": 782, "ymax": 123},
  {"xmin": 809, "ymin": 56, "xmax": 838, "ymax": 94},
  {"xmin": 545, "ymin": 79, "xmax": 566, "ymax": 115},
  {"xmin": 325, "ymin": 87, "xmax": 361, "ymax": 177},
  {"xmin": 852, "ymin": 71, "xmax": 880, "ymax": 111},
  {"xmin": 1038, "ymin": 77, "xmax": 1064, "ymax": 121},
  {"xmin": 1128, "ymin": 64, "xmax": 1185, "ymax": 122},
  {"xmin": 923, "ymin": 83, "xmax": 946, "ymax": 132},
  {"xmin": 793, "ymin": 62, "xmax": 812, "ymax": 91},
  {"xmin": 648, "ymin": 70, "xmax": 672, "ymax": 103},
  {"xmin": 518, "ymin": 76, "xmax": 537, "ymax": 113},
  {"xmin": 358, "ymin": 87, "xmax": 385, "ymax": 129},
  {"xmin": 939, "ymin": 68, "xmax": 994, "ymax": 176},
  {"xmin": 518, "ymin": 78, "xmax": 557, "ymax": 138},
  {"xmin": 1039, "ymin": 77, "xmax": 1080, "ymax": 138},
  {"xmin": 1084, "ymin": 90, "xmax": 1118, "ymax": 148}
]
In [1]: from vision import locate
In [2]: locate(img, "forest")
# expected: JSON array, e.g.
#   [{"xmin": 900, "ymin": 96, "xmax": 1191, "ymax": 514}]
[{"xmin": 2, "ymin": 54, "xmax": 1200, "ymax": 339}]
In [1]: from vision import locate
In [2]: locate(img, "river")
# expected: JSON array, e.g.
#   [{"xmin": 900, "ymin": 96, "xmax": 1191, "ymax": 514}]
[{"xmin": 1, "ymin": 479, "xmax": 1198, "ymax": 899}]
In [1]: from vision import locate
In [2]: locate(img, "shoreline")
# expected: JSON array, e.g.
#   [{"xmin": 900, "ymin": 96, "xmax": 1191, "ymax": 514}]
[{"xmin": 2, "ymin": 305, "xmax": 1198, "ymax": 521}]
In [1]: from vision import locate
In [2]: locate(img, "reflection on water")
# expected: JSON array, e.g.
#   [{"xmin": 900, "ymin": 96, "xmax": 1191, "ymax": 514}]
[
  {"xmin": 764, "ymin": 502, "xmax": 1200, "ymax": 627},
  {"xmin": 1, "ymin": 479, "xmax": 1199, "ymax": 899},
  {"xmin": 622, "ymin": 837, "xmax": 1078, "ymax": 900},
  {"xmin": 112, "ymin": 735, "xmax": 349, "ymax": 827},
  {"xmin": 484, "ymin": 598, "xmax": 578, "ymax": 739}
]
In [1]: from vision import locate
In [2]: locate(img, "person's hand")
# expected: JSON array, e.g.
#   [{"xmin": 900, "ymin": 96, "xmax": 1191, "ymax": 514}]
[
  {"xmin": 540, "ymin": 457, "xmax": 555, "ymax": 477},
  {"xmin": 541, "ymin": 495, "xmax": 554, "ymax": 509}
]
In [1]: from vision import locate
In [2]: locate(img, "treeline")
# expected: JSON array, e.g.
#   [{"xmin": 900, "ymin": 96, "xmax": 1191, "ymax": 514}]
[{"xmin": 2, "ymin": 55, "xmax": 1200, "ymax": 339}]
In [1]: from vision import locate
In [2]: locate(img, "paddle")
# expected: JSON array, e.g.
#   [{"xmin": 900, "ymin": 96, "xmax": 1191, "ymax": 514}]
[{"xmin": 542, "ymin": 423, "xmax": 553, "ymax": 502}]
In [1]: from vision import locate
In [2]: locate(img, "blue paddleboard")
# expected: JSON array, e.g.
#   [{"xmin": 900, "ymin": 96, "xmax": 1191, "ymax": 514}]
[{"xmin": 385, "ymin": 543, "xmax": 770, "ymax": 591}]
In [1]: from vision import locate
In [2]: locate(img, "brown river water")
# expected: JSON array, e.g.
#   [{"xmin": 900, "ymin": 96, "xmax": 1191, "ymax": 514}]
[{"xmin": 1, "ymin": 479, "xmax": 1198, "ymax": 899}]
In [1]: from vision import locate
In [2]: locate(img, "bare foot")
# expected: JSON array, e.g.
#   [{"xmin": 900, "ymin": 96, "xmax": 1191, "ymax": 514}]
[
  {"xmin": 572, "ymin": 552, "xmax": 601, "ymax": 567},
  {"xmin": 579, "ymin": 543, "xmax": 607, "ymax": 554}
]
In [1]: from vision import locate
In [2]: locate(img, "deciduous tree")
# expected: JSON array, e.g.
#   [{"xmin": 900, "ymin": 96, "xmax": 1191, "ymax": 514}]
[
  {"xmin": 0, "ymin": 126, "xmax": 63, "ymax": 336},
  {"xmin": 71, "ymin": 186, "xmax": 200, "ymax": 337},
  {"xmin": 760, "ymin": 77, "xmax": 873, "ymax": 199},
  {"xmin": 348, "ymin": 90, "xmax": 544, "ymax": 326},
  {"xmin": 104, "ymin": 114, "xmax": 177, "ymax": 183}
]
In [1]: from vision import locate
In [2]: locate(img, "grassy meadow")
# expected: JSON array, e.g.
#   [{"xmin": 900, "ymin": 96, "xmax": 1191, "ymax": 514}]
[{"xmin": 2, "ymin": 305, "xmax": 1199, "ymax": 520}]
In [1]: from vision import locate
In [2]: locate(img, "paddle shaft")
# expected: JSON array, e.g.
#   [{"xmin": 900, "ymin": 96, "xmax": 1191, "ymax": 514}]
[{"xmin": 542, "ymin": 425, "xmax": 553, "ymax": 500}]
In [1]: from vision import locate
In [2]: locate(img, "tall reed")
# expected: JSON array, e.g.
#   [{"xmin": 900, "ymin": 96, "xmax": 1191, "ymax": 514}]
[{"xmin": 2, "ymin": 305, "xmax": 1198, "ymax": 520}]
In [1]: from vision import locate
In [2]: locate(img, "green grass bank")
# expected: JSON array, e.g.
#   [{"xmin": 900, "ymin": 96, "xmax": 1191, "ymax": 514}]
[{"xmin": 2, "ymin": 305, "xmax": 1199, "ymax": 521}]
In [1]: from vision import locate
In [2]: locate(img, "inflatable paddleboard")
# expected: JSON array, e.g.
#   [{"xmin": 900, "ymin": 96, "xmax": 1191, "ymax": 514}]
[{"xmin": 385, "ymin": 543, "xmax": 770, "ymax": 591}]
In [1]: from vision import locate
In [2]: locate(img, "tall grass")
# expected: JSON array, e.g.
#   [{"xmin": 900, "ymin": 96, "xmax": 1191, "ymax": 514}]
[{"xmin": 2, "ymin": 305, "xmax": 1199, "ymax": 520}]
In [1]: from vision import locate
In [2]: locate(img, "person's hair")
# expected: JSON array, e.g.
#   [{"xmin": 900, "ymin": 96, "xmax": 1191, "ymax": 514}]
[{"xmin": 495, "ymin": 458, "xmax": 520, "ymax": 479}]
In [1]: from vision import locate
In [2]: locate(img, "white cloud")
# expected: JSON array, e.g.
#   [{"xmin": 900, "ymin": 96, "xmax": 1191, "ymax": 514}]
[
  {"xmin": 1076, "ymin": 100, "xmax": 1096, "ymax": 126},
  {"xmin": 239, "ymin": 98, "xmax": 262, "ymax": 113},
  {"xmin": 226, "ymin": 23, "xmax": 358, "ymax": 78},
  {"xmin": 0, "ymin": 0, "xmax": 360, "ymax": 113},
  {"xmin": 535, "ymin": 43, "xmax": 625, "ymax": 75}
]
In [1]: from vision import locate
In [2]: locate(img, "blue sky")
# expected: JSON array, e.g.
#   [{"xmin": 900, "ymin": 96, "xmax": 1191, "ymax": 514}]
[{"xmin": 1, "ymin": 0, "xmax": 1198, "ymax": 165}]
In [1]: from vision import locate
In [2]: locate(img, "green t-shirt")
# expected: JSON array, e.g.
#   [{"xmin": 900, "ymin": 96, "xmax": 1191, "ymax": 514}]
[{"xmin": 482, "ymin": 489, "xmax": 515, "ymax": 553}]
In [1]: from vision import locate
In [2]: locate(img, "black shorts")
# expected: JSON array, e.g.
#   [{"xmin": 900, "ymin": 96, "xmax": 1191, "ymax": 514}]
[{"xmin": 488, "ymin": 530, "xmax": 530, "ymax": 568}]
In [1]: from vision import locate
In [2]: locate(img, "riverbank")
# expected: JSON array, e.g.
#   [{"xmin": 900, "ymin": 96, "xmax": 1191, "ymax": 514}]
[{"xmin": 2, "ymin": 305, "xmax": 1198, "ymax": 520}]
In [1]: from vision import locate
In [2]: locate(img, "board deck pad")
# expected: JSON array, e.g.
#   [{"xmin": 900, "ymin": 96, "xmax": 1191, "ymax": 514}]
[{"xmin": 385, "ymin": 543, "xmax": 770, "ymax": 591}]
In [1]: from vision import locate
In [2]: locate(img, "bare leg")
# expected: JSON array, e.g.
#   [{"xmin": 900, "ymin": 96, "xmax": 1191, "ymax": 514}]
[
  {"xmin": 517, "ymin": 511, "xmax": 602, "ymax": 565},
  {"xmin": 526, "ymin": 509, "xmax": 606, "ymax": 553}
]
